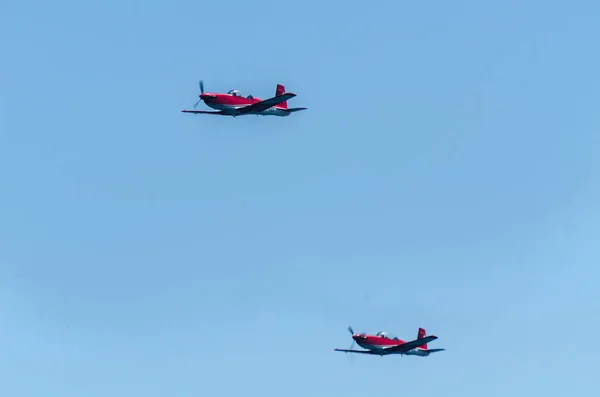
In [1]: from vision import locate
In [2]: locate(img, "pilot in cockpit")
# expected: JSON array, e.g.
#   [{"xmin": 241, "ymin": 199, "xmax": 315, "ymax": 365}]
[{"xmin": 378, "ymin": 332, "xmax": 397, "ymax": 340}]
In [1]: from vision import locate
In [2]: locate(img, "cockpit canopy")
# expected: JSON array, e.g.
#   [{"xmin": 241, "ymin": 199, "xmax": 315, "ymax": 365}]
[
  {"xmin": 376, "ymin": 331, "xmax": 399, "ymax": 341},
  {"xmin": 228, "ymin": 89, "xmax": 254, "ymax": 99}
]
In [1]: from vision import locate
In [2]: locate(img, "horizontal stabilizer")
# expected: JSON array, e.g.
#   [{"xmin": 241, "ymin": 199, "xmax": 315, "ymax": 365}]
[
  {"xmin": 425, "ymin": 348, "xmax": 445, "ymax": 353},
  {"xmin": 284, "ymin": 107, "xmax": 307, "ymax": 113}
]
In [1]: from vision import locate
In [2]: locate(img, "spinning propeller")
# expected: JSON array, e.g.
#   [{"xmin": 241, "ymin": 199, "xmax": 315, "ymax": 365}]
[
  {"xmin": 347, "ymin": 325, "xmax": 366, "ymax": 350},
  {"xmin": 193, "ymin": 80, "xmax": 205, "ymax": 109},
  {"xmin": 344, "ymin": 325, "xmax": 366, "ymax": 361},
  {"xmin": 348, "ymin": 327, "xmax": 356, "ymax": 350}
]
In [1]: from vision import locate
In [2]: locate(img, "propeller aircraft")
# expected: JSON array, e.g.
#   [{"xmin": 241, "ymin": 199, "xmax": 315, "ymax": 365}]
[
  {"xmin": 334, "ymin": 326, "xmax": 445, "ymax": 357},
  {"xmin": 181, "ymin": 81, "xmax": 307, "ymax": 117}
]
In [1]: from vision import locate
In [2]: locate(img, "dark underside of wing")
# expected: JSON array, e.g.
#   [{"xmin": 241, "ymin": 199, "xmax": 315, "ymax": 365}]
[
  {"xmin": 181, "ymin": 109, "xmax": 230, "ymax": 115},
  {"xmin": 234, "ymin": 93, "xmax": 296, "ymax": 114},
  {"xmin": 334, "ymin": 349, "xmax": 382, "ymax": 355},
  {"xmin": 381, "ymin": 335, "xmax": 439, "ymax": 353}
]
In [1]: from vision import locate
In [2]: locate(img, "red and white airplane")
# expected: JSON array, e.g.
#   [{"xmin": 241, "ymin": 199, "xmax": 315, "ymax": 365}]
[
  {"xmin": 334, "ymin": 326, "xmax": 445, "ymax": 357},
  {"xmin": 181, "ymin": 81, "xmax": 307, "ymax": 117}
]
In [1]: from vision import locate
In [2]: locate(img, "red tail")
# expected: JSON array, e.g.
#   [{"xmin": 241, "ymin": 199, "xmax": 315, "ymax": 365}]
[
  {"xmin": 275, "ymin": 84, "xmax": 288, "ymax": 109},
  {"xmin": 417, "ymin": 328, "xmax": 428, "ymax": 350}
]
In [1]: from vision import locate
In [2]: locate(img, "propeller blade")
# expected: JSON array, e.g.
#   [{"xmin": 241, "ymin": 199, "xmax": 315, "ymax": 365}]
[
  {"xmin": 347, "ymin": 326, "xmax": 354, "ymax": 335},
  {"xmin": 346, "ymin": 339, "xmax": 356, "ymax": 362},
  {"xmin": 199, "ymin": 80, "xmax": 204, "ymax": 94},
  {"xmin": 193, "ymin": 99, "xmax": 201, "ymax": 109}
]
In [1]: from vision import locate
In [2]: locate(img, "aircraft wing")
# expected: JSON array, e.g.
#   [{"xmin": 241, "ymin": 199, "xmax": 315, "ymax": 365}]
[
  {"xmin": 234, "ymin": 93, "xmax": 296, "ymax": 114},
  {"xmin": 334, "ymin": 348, "xmax": 381, "ymax": 355},
  {"xmin": 181, "ymin": 109, "xmax": 229, "ymax": 115},
  {"xmin": 382, "ymin": 335, "xmax": 439, "ymax": 354}
]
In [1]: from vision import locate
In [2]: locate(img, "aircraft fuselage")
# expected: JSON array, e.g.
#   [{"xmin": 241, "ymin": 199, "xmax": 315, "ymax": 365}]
[{"xmin": 356, "ymin": 341, "xmax": 432, "ymax": 356}]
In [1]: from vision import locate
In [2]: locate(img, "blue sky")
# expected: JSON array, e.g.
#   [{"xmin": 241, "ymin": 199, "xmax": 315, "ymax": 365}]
[{"xmin": 2, "ymin": 0, "xmax": 600, "ymax": 395}]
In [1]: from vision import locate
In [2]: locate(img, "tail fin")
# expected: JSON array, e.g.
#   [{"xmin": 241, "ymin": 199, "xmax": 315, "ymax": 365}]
[
  {"xmin": 417, "ymin": 328, "xmax": 428, "ymax": 350},
  {"xmin": 275, "ymin": 84, "xmax": 288, "ymax": 109}
]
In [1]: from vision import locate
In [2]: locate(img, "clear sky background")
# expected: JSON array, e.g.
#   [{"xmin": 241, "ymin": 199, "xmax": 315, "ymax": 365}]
[{"xmin": 2, "ymin": 1, "xmax": 599, "ymax": 396}]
